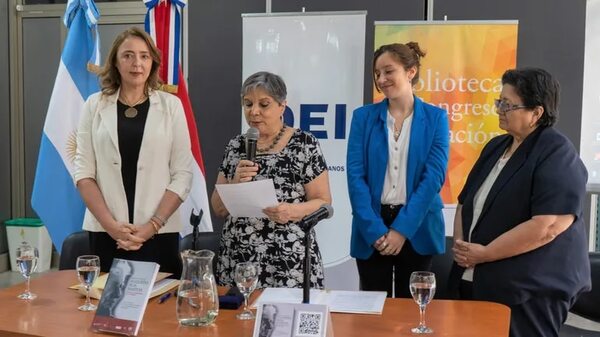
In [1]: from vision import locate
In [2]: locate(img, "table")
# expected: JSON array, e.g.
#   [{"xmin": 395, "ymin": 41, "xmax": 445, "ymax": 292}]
[{"xmin": 0, "ymin": 270, "xmax": 510, "ymax": 337}]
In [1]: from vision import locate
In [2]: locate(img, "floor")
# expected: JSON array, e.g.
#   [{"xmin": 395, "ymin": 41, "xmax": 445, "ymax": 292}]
[{"xmin": 564, "ymin": 314, "xmax": 600, "ymax": 334}]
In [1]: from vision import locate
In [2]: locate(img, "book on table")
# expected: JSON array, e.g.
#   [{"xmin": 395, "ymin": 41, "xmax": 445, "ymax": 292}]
[
  {"xmin": 91, "ymin": 259, "xmax": 160, "ymax": 336},
  {"xmin": 70, "ymin": 271, "xmax": 178, "ymax": 300}
]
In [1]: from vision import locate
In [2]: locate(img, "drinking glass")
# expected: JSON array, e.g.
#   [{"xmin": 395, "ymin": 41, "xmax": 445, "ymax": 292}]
[
  {"xmin": 16, "ymin": 242, "xmax": 39, "ymax": 300},
  {"xmin": 409, "ymin": 271, "xmax": 436, "ymax": 334},
  {"xmin": 76, "ymin": 255, "xmax": 100, "ymax": 311},
  {"xmin": 234, "ymin": 262, "xmax": 258, "ymax": 320}
]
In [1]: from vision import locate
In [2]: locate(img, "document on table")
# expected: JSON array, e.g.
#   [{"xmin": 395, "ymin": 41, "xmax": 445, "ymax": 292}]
[
  {"xmin": 215, "ymin": 179, "xmax": 279, "ymax": 218},
  {"xmin": 252, "ymin": 288, "xmax": 387, "ymax": 315}
]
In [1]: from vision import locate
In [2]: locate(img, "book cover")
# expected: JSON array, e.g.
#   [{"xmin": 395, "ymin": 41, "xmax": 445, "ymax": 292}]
[{"xmin": 91, "ymin": 259, "xmax": 160, "ymax": 336}]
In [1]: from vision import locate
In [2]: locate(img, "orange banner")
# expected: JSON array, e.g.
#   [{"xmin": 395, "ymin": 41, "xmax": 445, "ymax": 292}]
[{"xmin": 374, "ymin": 22, "xmax": 518, "ymax": 204}]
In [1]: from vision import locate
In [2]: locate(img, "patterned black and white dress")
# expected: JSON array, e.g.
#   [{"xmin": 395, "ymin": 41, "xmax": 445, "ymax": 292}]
[{"xmin": 217, "ymin": 129, "xmax": 327, "ymax": 289}]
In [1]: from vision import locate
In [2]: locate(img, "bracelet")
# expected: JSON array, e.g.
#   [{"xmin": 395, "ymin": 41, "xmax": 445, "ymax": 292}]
[
  {"xmin": 152, "ymin": 214, "xmax": 167, "ymax": 227},
  {"xmin": 149, "ymin": 218, "xmax": 161, "ymax": 234}
]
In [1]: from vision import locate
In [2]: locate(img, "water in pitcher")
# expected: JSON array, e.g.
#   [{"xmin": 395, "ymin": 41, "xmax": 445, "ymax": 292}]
[{"xmin": 176, "ymin": 249, "xmax": 219, "ymax": 326}]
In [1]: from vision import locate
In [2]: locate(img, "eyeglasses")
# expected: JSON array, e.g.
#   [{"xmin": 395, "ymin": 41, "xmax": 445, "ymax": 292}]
[{"xmin": 494, "ymin": 99, "xmax": 532, "ymax": 114}]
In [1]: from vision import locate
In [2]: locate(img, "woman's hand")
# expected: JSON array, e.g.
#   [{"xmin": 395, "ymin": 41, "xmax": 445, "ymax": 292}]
[
  {"xmin": 263, "ymin": 203, "xmax": 304, "ymax": 224},
  {"xmin": 232, "ymin": 159, "xmax": 259, "ymax": 183},
  {"xmin": 106, "ymin": 221, "xmax": 135, "ymax": 242},
  {"xmin": 116, "ymin": 223, "xmax": 155, "ymax": 251},
  {"xmin": 378, "ymin": 229, "xmax": 406, "ymax": 256},
  {"xmin": 373, "ymin": 235, "xmax": 387, "ymax": 251},
  {"xmin": 452, "ymin": 239, "xmax": 488, "ymax": 268}
]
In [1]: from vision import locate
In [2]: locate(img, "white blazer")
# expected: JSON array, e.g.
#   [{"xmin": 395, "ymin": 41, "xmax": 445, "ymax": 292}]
[{"xmin": 74, "ymin": 89, "xmax": 192, "ymax": 233}]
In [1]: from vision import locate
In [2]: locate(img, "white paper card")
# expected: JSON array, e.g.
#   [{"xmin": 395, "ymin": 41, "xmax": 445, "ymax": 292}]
[
  {"xmin": 215, "ymin": 179, "xmax": 279, "ymax": 218},
  {"xmin": 253, "ymin": 302, "xmax": 334, "ymax": 337}
]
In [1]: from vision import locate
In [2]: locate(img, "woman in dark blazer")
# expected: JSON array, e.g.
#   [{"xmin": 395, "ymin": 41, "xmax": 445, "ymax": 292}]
[
  {"xmin": 347, "ymin": 42, "xmax": 449, "ymax": 298},
  {"xmin": 450, "ymin": 67, "xmax": 591, "ymax": 337}
]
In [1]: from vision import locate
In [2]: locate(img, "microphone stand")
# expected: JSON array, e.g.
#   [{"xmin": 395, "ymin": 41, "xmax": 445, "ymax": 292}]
[
  {"xmin": 301, "ymin": 219, "xmax": 317, "ymax": 304},
  {"xmin": 189, "ymin": 209, "xmax": 203, "ymax": 250}
]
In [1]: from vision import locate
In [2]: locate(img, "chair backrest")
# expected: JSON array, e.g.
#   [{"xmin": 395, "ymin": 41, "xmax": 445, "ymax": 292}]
[
  {"xmin": 179, "ymin": 232, "xmax": 221, "ymax": 277},
  {"xmin": 58, "ymin": 231, "xmax": 91, "ymax": 270},
  {"xmin": 430, "ymin": 236, "xmax": 455, "ymax": 299},
  {"xmin": 180, "ymin": 231, "xmax": 221, "ymax": 253},
  {"xmin": 570, "ymin": 252, "xmax": 600, "ymax": 322}
]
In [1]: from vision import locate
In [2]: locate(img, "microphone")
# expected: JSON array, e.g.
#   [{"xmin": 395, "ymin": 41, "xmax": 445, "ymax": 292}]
[
  {"xmin": 245, "ymin": 127, "xmax": 259, "ymax": 162},
  {"xmin": 301, "ymin": 204, "xmax": 334, "ymax": 231}
]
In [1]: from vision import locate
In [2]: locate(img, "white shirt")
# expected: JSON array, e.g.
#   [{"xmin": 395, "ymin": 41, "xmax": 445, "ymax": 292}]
[
  {"xmin": 381, "ymin": 110, "xmax": 413, "ymax": 205},
  {"xmin": 462, "ymin": 155, "xmax": 509, "ymax": 281}
]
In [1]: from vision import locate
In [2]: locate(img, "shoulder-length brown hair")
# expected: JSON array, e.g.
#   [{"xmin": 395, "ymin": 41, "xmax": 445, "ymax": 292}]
[{"xmin": 99, "ymin": 27, "xmax": 162, "ymax": 96}]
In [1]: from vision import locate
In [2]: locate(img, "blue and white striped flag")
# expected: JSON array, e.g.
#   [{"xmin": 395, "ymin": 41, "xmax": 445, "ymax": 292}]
[{"xmin": 31, "ymin": 0, "xmax": 100, "ymax": 252}]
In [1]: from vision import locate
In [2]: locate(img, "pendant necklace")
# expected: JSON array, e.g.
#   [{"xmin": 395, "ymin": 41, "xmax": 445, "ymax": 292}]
[
  {"xmin": 120, "ymin": 95, "xmax": 147, "ymax": 118},
  {"xmin": 257, "ymin": 126, "xmax": 287, "ymax": 153},
  {"xmin": 393, "ymin": 127, "xmax": 401, "ymax": 140}
]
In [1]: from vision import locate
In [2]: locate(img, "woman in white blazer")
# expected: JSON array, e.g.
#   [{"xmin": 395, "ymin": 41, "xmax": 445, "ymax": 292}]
[{"xmin": 74, "ymin": 27, "xmax": 192, "ymax": 276}]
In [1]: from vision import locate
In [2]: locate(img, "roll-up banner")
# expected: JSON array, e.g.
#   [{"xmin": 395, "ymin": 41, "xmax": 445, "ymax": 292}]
[
  {"xmin": 375, "ymin": 21, "xmax": 518, "ymax": 207},
  {"xmin": 374, "ymin": 21, "xmax": 518, "ymax": 235},
  {"xmin": 242, "ymin": 12, "xmax": 366, "ymax": 280}
]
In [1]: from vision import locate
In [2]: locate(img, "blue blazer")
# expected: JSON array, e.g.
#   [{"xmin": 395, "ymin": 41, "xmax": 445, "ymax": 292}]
[{"xmin": 347, "ymin": 97, "xmax": 449, "ymax": 260}]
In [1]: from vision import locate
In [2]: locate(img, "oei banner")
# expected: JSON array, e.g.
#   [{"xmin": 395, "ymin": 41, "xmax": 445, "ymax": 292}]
[{"xmin": 242, "ymin": 11, "xmax": 366, "ymax": 271}]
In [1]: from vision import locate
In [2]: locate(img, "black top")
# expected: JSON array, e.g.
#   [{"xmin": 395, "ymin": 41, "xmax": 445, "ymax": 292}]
[
  {"xmin": 117, "ymin": 98, "xmax": 150, "ymax": 223},
  {"xmin": 449, "ymin": 126, "xmax": 591, "ymax": 306}
]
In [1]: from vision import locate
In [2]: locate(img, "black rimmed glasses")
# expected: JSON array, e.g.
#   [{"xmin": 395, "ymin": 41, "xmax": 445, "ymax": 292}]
[{"xmin": 494, "ymin": 99, "xmax": 532, "ymax": 115}]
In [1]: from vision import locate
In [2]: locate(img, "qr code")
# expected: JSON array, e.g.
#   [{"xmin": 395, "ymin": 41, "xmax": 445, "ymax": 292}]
[{"xmin": 295, "ymin": 311, "xmax": 323, "ymax": 336}]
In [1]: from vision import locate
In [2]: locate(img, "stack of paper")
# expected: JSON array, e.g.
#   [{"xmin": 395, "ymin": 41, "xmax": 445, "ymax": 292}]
[{"xmin": 252, "ymin": 288, "xmax": 387, "ymax": 315}]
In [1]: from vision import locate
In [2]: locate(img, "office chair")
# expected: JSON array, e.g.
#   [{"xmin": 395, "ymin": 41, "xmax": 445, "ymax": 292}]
[
  {"xmin": 560, "ymin": 252, "xmax": 600, "ymax": 337},
  {"xmin": 180, "ymin": 231, "xmax": 221, "ymax": 279},
  {"xmin": 58, "ymin": 231, "xmax": 91, "ymax": 270},
  {"xmin": 430, "ymin": 236, "xmax": 455, "ymax": 299},
  {"xmin": 571, "ymin": 252, "xmax": 600, "ymax": 321}
]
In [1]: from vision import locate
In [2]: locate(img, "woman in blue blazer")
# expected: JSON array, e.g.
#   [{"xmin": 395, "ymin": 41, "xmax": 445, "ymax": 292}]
[
  {"xmin": 347, "ymin": 42, "xmax": 449, "ymax": 297},
  {"xmin": 449, "ymin": 68, "xmax": 590, "ymax": 337}
]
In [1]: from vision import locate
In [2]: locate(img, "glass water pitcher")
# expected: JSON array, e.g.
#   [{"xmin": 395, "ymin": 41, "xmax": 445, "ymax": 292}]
[{"xmin": 176, "ymin": 249, "xmax": 219, "ymax": 326}]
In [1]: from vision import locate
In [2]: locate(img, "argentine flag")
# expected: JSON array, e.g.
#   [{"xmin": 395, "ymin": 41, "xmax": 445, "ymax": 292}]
[{"xmin": 31, "ymin": 0, "xmax": 100, "ymax": 252}]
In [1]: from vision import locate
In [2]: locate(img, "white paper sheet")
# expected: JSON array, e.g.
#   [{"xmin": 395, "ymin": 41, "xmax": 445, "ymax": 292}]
[
  {"xmin": 252, "ymin": 288, "xmax": 387, "ymax": 315},
  {"xmin": 215, "ymin": 179, "xmax": 279, "ymax": 218}
]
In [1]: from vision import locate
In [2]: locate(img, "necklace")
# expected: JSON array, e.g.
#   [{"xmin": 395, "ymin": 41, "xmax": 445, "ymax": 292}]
[
  {"xmin": 257, "ymin": 126, "xmax": 287, "ymax": 153},
  {"xmin": 120, "ymin": 95, "xmax": 147, "ymax": 118},
  {"xmin": 393, "ymin": 123, "xmax": 403, "ymax": 140}
]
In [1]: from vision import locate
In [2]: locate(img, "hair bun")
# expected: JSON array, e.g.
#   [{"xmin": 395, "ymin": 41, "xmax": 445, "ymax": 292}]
[{"xmin": 406, "ymin": 41, "xmax": 426, "ymax": 59}]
